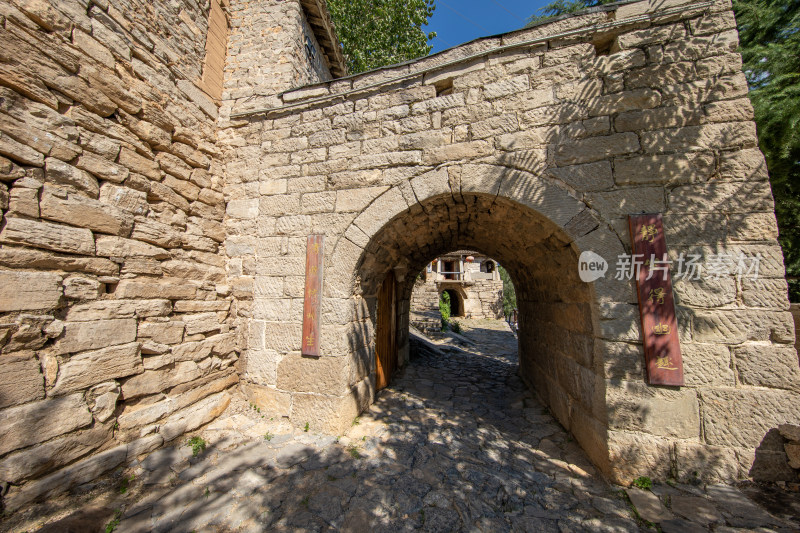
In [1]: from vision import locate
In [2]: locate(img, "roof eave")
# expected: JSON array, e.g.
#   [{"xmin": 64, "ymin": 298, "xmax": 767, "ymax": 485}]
[{"xmin": 300, "ymin": 0, "xmax": 347, "ymax": 78}]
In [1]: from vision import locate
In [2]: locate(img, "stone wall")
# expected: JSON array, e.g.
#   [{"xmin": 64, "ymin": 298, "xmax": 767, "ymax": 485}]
[
  {"xmin": 410, "ymin": 277, "xmax": 504, "ymax": 321},
  {"xmin": 223, "ymin": 0, "xmax": 332, "ymax": 108},
  {"xmin": 0, "ymin": 0, "xmax": 238, "ymax": 511},
  {"xmin": 221, "ymin": 0, "xmax": 800, "ymax": 484},
  {"xmin": 466, "ymin": 279, "xmax": 504, "ymax": 319},
  {"xmin": 793, "ymin": 303, "xmax": 800, "ymax": 362}
]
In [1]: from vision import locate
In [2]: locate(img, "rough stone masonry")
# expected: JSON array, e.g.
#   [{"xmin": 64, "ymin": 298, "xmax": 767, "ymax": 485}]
[{"xmin": 0, "ymin": 0, "xmax": 798, "ymax": 511}]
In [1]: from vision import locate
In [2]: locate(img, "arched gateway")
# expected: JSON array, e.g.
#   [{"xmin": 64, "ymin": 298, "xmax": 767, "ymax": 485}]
[
  {"xmin": 223, "ymin": 0, "xmax": 800, "ymax": 484},
  {"xmin": 1, "ymin": 0, "xmax": 798, "ymax": 510}
]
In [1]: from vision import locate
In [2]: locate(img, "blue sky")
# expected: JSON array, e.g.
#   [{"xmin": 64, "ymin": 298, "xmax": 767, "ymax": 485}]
[{"xmin": 424, "ymin": 0, "xmax": 554, "ymax": 54}]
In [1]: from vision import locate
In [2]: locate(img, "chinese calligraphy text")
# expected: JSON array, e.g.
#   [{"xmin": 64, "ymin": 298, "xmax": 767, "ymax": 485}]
[{"xmin": 628, "ymin": 214, "xmax": 684, "ymax": 386}]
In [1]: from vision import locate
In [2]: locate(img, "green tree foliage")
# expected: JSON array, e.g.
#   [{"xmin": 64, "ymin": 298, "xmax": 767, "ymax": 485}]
[
  {"xmin": 525, "ymin": 0, "xmax": 613, "ymax": 26},
  {"xmin": 498, "ymin": 265, "xmax": 517, "ymax": 319},
  {"xmin": 439, "ymin": 290, "xmax": 451, "ymax": 330},
  {"xmin": 327, "ymin": 0, "xmax": 437, "ymax": 74},
  {"xmin": 526, "ymin": 0, "xmax": 800, "ymax": 301},
  {"xmin": 734, "ymin": 0, "xmax": 800, "ymax": 301}
]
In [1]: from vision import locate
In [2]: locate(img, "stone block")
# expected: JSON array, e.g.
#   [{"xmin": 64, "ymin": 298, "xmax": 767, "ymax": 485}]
[
  {"xmin": 138, "ymin": 320, "xmax": 185, "ymax": 344},
  {"xmin": 641, "ymin": 122, "xmax": 757, "ymax": 154},
  {"xmin": 0, "ymin": 217, "xmax": 95, "ymax": 255},
  {"xmin": 554, "ymin": 133, "xmax": 640, "ymax": 166},
  {"xmin": 177, "ymin": 79, "xmax": 218, "ymax": 119},
  {"xmin": 741, "ymin": 278, "xmax": 790, "ymax": 310},
  {"xmin": 50, "ymin": 342, "xmax": 142, "ymax": 394},
  {"xmin": 718, "ymin": 148, "xmax": 769, "ymax": 181},
  {"xmin": 290, "ymin": 380, "xmax": 371, "ymax": 435},
  {"xmin": 63, "ymin": 275, "xmax": 102, "ymax": 300},
  {"xmin": 335, "ymin": 186, "xmax": 388, "ymax": 213},
  {"xmin": 0, "ymin": 356, "xmax": 44, "ymax": 408},
  {"xmin": 131, "ymin": 218, "xmax": 182, "ymax": 248},
  {"xmin": 277, "ymin": 354, "xmax": 350, "ymax": 395},
  {"xmin": 95, "ymin": 235, "xmax": 169, "ymax": 259},
  {"xmin": 0, "ymin": 421, "xmax": 111, "ymax": 484},
  {"xmin": 66, "ymin": 299, "xmax": 172, "ymax": 321},
  {"xmin": 669, "ymin": 181, "xmax": 774, "ymax": 214},
  {"xmin": 617, "ymin": 23, "xmax": 686, "ymax": 49},
  {"xmin": 149, "ymin": 181, "xmax": 190, "ymax": 211},
  {"xmin": 75, "ymin": 152, "xmax": 129, "ymax": 184},
  {"xmin": 626, "ymin": 488, "xmax": 673, "ymax": 523},
  {"xmin": 483, "ymin": 74, "xmax": 529, "ymax": 99},
  {"xmin": 701, "ymin": 388, "xmax": 800, "ymax": 448},
  {"xmin": 681, "ymin": 343, "xmax": 735, "ymax": 387},
  {"xmin": 243, "ymin": 382, "xmax": 290, "ymax": 417},
  {"xmin": 676, "ymin": 442, "xmax": 738, "ymax": 483},
  {"xmin": 44, "ymin": 158, "xmax": 99, "ymax": 197},
  {"xmin": 8, "ymin": 186, "xmax": 40, "ymax": 217},
  {"xmin": 0, "ymin": 131, "xmax": 45, "ymax": 166},
  {"xmin": 615, "ymin": 152, "xmax": 714, "ymax": 186},
  {"xmin": 547, "ymin": 161, "xmax": 613, "ymax": 191},
  {"xmin": 183, "ymin": 312, "xmax": 222, "ymax": 336},
  {"xmin": 114, "ymin": 278, "xmax": 198, "ymax": 300},
  {"xmin": 673, "ymin": 276, "xmax": 735, "ymax": 308},
  {"xmin": 0, "ymin": 270, "xmax": 62, "ymax": 312},
  {"xmin": 99, "ymin": 184, "xmax": 149, "ymax": 216},
  {"xmin": 4, "ymin": 444, "xmax": 127, "ymax": 510},
  {"xmin": 51, "ymin": 318, "xmax": 137, "ymax": 355},
  {"xmin": 615, "ymin": 105, "xmax": 704, "ymax": 133},
  {"xmin": 690, "ymin": 11, "xmax": 737, "ymax": 35},
  {"xmin": 588, "ymin": 186, "xmax": 665, "ymax": 219},
  {"xmin": 159, "ymin": 390, "xmax": 230, "ymax": 442},
  {"xmin": 606, "ymin": 430, "xmax": 672, "ymax": 483},
  {"xmin": 662, "ymin": 30, "xmax": 739, "ymax": 63},
  {"xmin": 121, "ymin": 361, "xmax": 202, "ymax": 400},
  {"xmin": 40, "ymin": 186, "xmax": 132, "ymax": 236},
  {"xmin": 0, "ymin": 393, "xmax": 92, "ymax": 456},
  {"xmin": 733, "ymin": 344, "xmax": 800, "ymax": 390},
  {"xmin": 693, "ymin": 310, "xmax": 794, "ymax": 345},
  {"xmin": 0, "ymin": 246, "xmax": 117, "ymax": 277},
  {"xmin": 88, "ymin": 382, "xmax": 120, "ymax": 423},
  {"xmin": 728, "ymin": 213, "xmax": 779, "ymax": 242},
  {"xmin": 118, "ymin": 147, "xmax": 160, "ymax": 180},
  {"xmin": 606, "ymin": 380, "xmax": 700, "ymax": 439},
  {"xmin": 587, "ymin": 89, "xmax": 661, "ymax": 116}
]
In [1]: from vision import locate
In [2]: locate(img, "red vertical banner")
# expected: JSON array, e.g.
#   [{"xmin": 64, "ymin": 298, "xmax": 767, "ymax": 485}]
[
  {"xmin": 301, "ymin": 235, "xmax": 324, "ymax": 357},
  {"xmin": 628, "ymin": 214, "xmax": 684, "ymax": 386}
]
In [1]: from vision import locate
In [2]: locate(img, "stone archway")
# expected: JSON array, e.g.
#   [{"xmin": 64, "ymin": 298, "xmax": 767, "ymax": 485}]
[
  {"xmin": 229, "ymin": 0, "xmax": 800, "ymax": 486},
  {"xmin": 440, "ymin": 287, "xmax": 464, "ymax": 318},
  {"xmin": 335, "ymin": 167, "xmax": 619, "ymax": 476}
]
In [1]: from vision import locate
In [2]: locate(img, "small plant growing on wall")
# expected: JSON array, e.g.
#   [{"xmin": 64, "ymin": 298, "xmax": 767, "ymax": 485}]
[{"xmin": 187, "ymin": 436, "xmax": 207, "ymax": 457}]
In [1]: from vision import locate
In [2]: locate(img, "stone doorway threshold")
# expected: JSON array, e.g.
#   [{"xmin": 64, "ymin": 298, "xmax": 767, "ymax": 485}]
[{"xmin": 6, "ymin": 320, "xmax": 799, "ymax": 532}]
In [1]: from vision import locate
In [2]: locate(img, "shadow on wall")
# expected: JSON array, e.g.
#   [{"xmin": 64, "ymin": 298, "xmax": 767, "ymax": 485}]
[
  {"xmin": 751, "ymin": 429, "xmax": 798, "ymax": 482},
  {"xmin": 319, "ymin": 24, "xmax": 799, "ymax": 485}
]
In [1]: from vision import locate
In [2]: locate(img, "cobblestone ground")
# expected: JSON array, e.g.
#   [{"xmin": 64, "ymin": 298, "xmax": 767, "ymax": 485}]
[{"xmin": 7, "ymin": 319, "xmax": 799, "ymax": 532}]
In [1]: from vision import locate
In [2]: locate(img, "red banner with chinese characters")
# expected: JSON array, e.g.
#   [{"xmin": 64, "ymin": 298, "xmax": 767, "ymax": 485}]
[
  {"xmin": 301, "ymin": 235, "xmax": 324, "ymax": 357},
  {"xmin": 628, "ymin": 214, "xmax": 684, "ymax": 386}
]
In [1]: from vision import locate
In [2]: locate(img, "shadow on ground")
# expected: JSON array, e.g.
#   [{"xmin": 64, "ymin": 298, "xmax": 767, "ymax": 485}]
[{"xmin": 5, "ymin": 321, "xmax": 797, "ymax": 533}]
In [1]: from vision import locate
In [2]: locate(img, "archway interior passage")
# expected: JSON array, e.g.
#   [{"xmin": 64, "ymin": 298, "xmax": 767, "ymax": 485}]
[
  {"xmin": 357, "ymin": 192, "xmax": 608, "ymax": 470},
  {"xmin": 442, "ymin": 289, "xmax": 462, "ymax": 317},
  {"xmin": 411, "ymin": 250, "xmax": 505, "ymax": 326}
]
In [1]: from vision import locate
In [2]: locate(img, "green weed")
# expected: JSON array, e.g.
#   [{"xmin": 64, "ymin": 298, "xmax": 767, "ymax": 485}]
[{"xmin": 187, "ymin": 436, "xmax": 207, "ymax": 457}]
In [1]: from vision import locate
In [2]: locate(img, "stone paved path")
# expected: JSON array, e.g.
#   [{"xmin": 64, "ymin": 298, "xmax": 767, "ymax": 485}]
[{"xmin": 8, "ymin": 319, "xmax": 799, "ymax": 532}]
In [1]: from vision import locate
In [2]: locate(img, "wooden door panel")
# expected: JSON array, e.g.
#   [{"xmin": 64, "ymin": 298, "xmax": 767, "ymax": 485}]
[{"xmin": 376, "ymin": 271, "xmax": 397, "ymax": 391}]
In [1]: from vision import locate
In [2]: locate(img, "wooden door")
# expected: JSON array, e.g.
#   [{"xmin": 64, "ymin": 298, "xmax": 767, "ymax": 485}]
[{"xmin": 376, "ymin": 271, "xmax": 397, "ymax": 390}]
